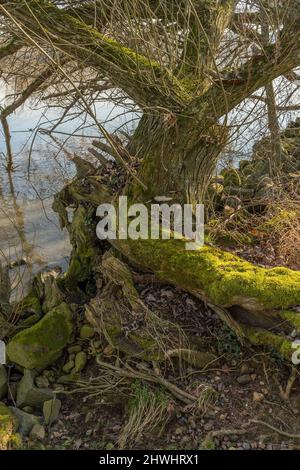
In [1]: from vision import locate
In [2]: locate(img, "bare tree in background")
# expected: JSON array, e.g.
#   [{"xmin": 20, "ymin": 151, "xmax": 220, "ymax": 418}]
[{"xmin": 0, "ymin": 0, "xmax": 299, "ymax": 201}]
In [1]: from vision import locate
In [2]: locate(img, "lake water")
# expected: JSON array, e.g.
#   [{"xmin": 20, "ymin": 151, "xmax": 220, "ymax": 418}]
[{"xmin": 0, "ymin": 86, "xmax": 135, "ymax": 299}]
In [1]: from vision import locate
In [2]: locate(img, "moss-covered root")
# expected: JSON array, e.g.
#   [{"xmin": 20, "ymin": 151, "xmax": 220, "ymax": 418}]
[
  {"xmin": 241, "ymin": 325, "xmax": 296, "ymax": 363},
  {"xmin": 53, "ymin": 175, "xmax": 300, "ymax": 361},
  {"xmin": 110, "ymin": 241, "xmax": 300, "ymax": 362}
]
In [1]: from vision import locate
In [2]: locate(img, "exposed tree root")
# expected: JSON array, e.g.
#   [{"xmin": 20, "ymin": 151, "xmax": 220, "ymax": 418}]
[
  {"xmin": 279, "ymin": 367, "xmax": 298, "ymax": 401},
  {"xmin": 201, "ymin": 427, "xmax": 247, "ymax": 450},
  {"xmin": 251, "ymin": 419, "xmax": 300, "ymax": 440},
  {"xmin": 96, "ymin": 359, "xmax": 217, "ymax": 412}
]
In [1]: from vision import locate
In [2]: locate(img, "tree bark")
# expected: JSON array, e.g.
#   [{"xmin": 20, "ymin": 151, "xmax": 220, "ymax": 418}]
[{"xmin": 127, "ymin": 114, "xmax": 227, "ymax": 205}]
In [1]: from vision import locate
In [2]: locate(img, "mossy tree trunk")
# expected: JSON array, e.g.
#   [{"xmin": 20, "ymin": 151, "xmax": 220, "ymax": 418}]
[{"xmin": 127, "ymin": 114, "xmax": 228, "ymax": 205}]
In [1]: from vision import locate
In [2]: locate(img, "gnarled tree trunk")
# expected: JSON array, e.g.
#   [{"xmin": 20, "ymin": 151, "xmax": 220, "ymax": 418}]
[{"xmin": 128, "ymin": 114, "xmax": 227, "ymax": 205}]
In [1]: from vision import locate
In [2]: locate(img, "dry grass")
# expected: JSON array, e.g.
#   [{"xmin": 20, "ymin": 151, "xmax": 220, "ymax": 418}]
[{"xmin": 118, "ymin": 380, "xmax": 172, "ymax": 449}]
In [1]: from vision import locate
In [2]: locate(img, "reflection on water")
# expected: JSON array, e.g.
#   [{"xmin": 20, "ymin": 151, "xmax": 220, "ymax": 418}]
[
  {"xmin": 0, "ymin": 148, "xmax": 73, "ymax": 299},
  {"xmin": 0, "ymin": 84, "xmax": 136, "ymax": 298}
]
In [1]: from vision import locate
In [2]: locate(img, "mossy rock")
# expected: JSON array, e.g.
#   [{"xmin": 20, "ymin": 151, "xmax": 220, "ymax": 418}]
[
  {"xmin": 7, "ymin": 303, "xmax": 73, "ymax": 370},
  {"xmin": 0, "ymin": 402, "xmax": 19, "ymax": 450},
  {"xmin": 9, "ymin": 407, "xmax": 41, "ymax": 437}
]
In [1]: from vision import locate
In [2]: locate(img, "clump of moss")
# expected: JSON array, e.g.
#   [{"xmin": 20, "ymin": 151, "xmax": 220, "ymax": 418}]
[
  {"xmin": 117, "ymin": 240, "xmax": 300, "ymax": 313},
  {"xmin": 7, "ymin": 303, "xmax": 73, "ymax": 369},
  {"xmin": 279, "ymin": 310, "xmax": 300, "ymax": 331},
  {"xmin": 242, "ymin": 326, "xmax": 293, "ymax": 362}
]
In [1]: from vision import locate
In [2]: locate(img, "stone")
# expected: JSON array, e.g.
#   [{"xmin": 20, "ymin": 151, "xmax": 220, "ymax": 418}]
[
  {"xmin": 35, "ymin": 376, "xmax": 50, "ymax": 388},
  {"xmin": 43, "ymin": 370, "xmax": 56, "ymax": 383},
  {"xmin": 43, "ymin": 398, "xmax": 61, "ymax": 426},
  {"xmin": 240, "ymin": 364, "xmax": 254, "ymax": 374},
  {"xmin": 0, "ymin": 365, "xmax": 8, "ymax": 399},
  {"xmin": 57, "ymin": 374, "xmax": 80, "ymax": 384},
  {"xmin": 67, "ymin": 345, "xmax": 81, "ymax": 354},
  {"xmin": 7, "ymin": 303, "xmax": 73, "ymax": 369},
  {"xmin": 237, "ymin": 375, "xmax": 252, "ymax": 385},
  {"xmin": 0, "ymin": 402, "xmax": 19, "ymax": 450},
  {"xmin": 103, "ymin": 345, "xmax": 114, "ymax": 356},
  {"xmin": 74, "ymin": 351, "xmax": 87, "ymax": 373},
  {"xmin": 243, "ymin": 442, "xmax": 251, "ymax": 450},
  {"xmin": 175, "ymin": 426, "xmax": 184, "ymax": 435},
  {"xmin": 22, "ymin": 406, "xmax": 34, "ymax": 413},
  {"xmin": 10, "ymin": 407, "xmax": 41, "ymax": 437},
  {"xmin": 62, "ymin": 360, "xmax": 75, "ymax": 374},
  {"xmin": 79, "ymin": 325, "xmax": 95, "ymax": 340},
  {"xmin": 204, "ymin": 422, "xmax": 214, "ymax": 432},
  {"xmin": 30, "ymin": 423, "xmax": 45, "ymax": 441},
  {"xmin": 17, "ymin": 370, "xmax": 53, "ymax": 409},
  {"xmin": 253, "ymin": 392, "xmax": 264, "ymax": 403}
]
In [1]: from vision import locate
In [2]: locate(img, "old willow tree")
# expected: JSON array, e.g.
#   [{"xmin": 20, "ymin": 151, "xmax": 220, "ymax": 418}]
[{"xmin": 1, "ymin": 0, "xmax": 300, "ymax": 360}]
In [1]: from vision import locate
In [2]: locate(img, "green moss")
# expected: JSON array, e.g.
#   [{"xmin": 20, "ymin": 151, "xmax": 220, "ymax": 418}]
[
  {"xmin": 243, "ymin": 326, "xmax": 292, "ymax": 361},
  {"xmin": 115, "ymin": 240, "xmax": 300, "ymax": 312},
  {"xmin": 279, "ymin": 310, "xmax": 300, "ymax": 331},
  {"xmin": 258, "ymin": 210, "xmax": 298, "ymax": 233},
  {"xmin": 7, "ymin": 303, "xmax": 73, "ymax": 370},
  {"xmin": 200, "ymin": 436, "xmax": 216, "ymax": 450},
  {"xmin": 64, "ymin": 205, "xmax": 99, "ymax": 288},
  {"xmin": 0, "ymin": 402, "xmax": 19, "ymax": 450}
]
